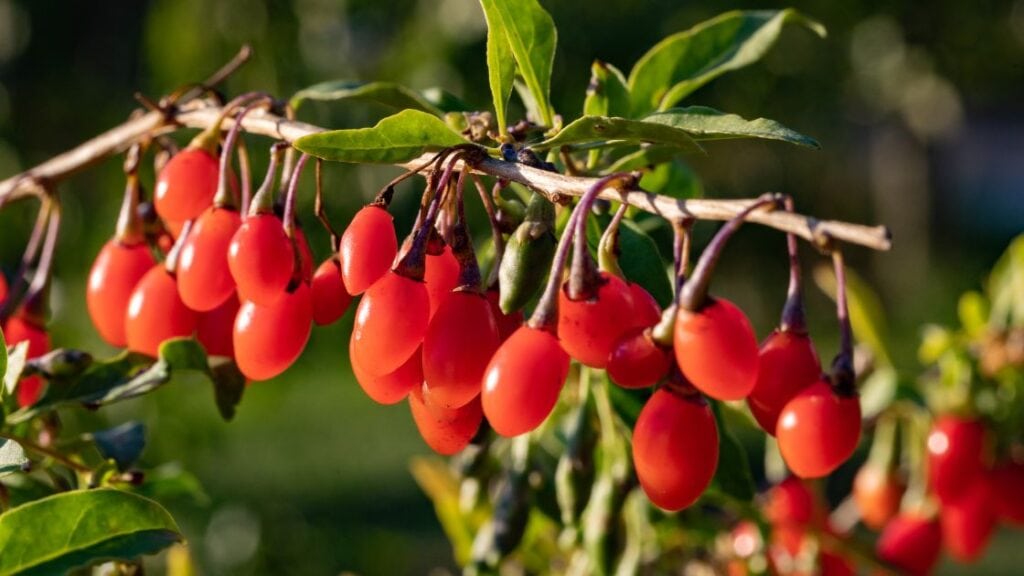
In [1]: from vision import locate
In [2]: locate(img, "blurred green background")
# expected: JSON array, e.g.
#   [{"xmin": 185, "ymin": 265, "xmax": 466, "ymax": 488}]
[{"xmin": 2, "ymin": 0, "xmax": 1024, "ymax": 574}]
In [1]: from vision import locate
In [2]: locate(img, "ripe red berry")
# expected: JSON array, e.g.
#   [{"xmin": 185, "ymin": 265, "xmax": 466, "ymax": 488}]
[
  {"xmin": 350, "ymin": 343, "xmax": 421, "ymax": 405},
  {"xmin": 628, "ymin": 282, "xmax": 661, "ymax": 328},
  {"xmin": 940, "ymin": 474, "xmax": 997, "ymax": 562},
  {"xmin": 228, "ymin": 213, "xmax": 295, "ymax": 305},
  {"xmin": 927, "ymin": 416, "xmax": 988, "ymax": 505},
  {"xmin": 876, "ymin": 514, "xmax": 942, "ymax": 576},
  {"xmin": 0, "ymin": 273, "xmax": 8, "ymax": 303},
  {"xmin": 196, "ymin": 294, "xmax": 240, "ymax": 358},
  {"xmin": 674, "ymin": 298, "xmax": 759, "ymax": 401},
  {"xmin": 558, "ymin": 271, "xmax": 636, "ymax": 368},
  {"xmin": 748, "ymin": 331, "xmax": 821, "ymax": 435},
  {"xmin": 3, "ymin": 314, "xmax": 51, "ymax": 407},
  {"xmin": 154, "ymin": 148, "xmax": 220, "ymax": 222},
  {"xmin": 991, "ymin": 461, "xmax": 1024, "ymax": 525},
  {"xmin": 311, "ymin": 258, "xmax": 352, "ymax": 326},
  {"xmin": 486, "ymin": 287, "xmax": 523, "ymax": 342},
  {"xmin": 424, "ymin": 246, "xmax": 460, "ymax": 319},
  {"xmin": 234, "ymin": 283, "xmax": 313, "ymax": 381},
  {"xmin": 852, "ymin": 463, "xmax": 905, "ymax": 530},
  {"xmin": 409, "ymin": 390, "xmax": 482, "ymax": 455},
  {"xmin": 766, "ymin": 477, "xmax": 821, "ymax": 527},
  {"xmin": 819, "ymin": 552, "xmax": 855, "ymax": 576},
  {"xmin": 350, "ymin": 271, "xmax": 430, "ymax": 377},
  {"xmin": 339, "ymin": 205, "xmax": 397, "ymax": 295},
  {"xmin": 422, "ymin": 291, "xmax": 500, "ymax": 409},
  {"xmin": 177, "ymin": 207, "xmax": 241, "ymax": 311},
  {"xmin": 126, "ymin": 266, "xmax": 198, "ymax": 357},
  {"xmin": 632, "ymin": 388, "xmax": 719, "ymax": 511},
  {"xmin": 482, "ymin": 325, "xmax": 570, "ymax": 437},
  {"xmin": 607, "ymin": 328, "xmax": 671, "ymax": 388},
  {"xmin": 87, "ymin": 240, "xmax": 156, "ymax": 347},
  {"xmin": 776, "ymin": 380, "xmax": 861, "ymax": 478}
]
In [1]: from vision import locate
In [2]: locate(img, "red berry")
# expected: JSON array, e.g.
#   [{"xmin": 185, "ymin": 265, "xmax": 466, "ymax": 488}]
[
  {"xmin": 876, "ymin": 514, "xmax": 942, "ymax": 576},
  {"xmin": 311, "ymin": 258, "xmax": 352, "ymax": 326},
  {"xmin": 482, "ymin": 325, "xmax": 570, "ymax": 437},
  {"xmin": 632, "ymin": 388, "xmax": 718, "ymax": 511},
  {"xmin": 340, "ymin": 205, "xmax": 397, "ymax": 294},
  {"xmin": 233, "ymin": 283, "xmax": 313, "ymax": 381},
  {"xmin": 558, "ymin": 271, "xmax": 636, "ymax": 368},
  {"xmin": 197, "ymin": 293, "xmax": 240, "ymax": 358},
  {"xmin": 940, "ymin": 474, "xmax": 997, "ymax": 562},
  {"xmin": 607, "ymin": 328, "xmax": 671, "ymax": 388},
  {"xmin": 674, "ymin": 298, "xmax": 759, "ymax": 401},
  {"xmin": 3, "ymin": 314, "xmax": 51, "ymax": 407},
  {"xmin": 126, "ymin": 266, "xmax": 198, "ymax": 357},
  {"xmin": 766, "ymin": 477, "xmax": 821, "ymax": 527},
  {"xmin": 927, "ymin": 416, "xmax": 988, "ymax": 505},
  {"xmin": 422, "ymin": 291, "xmax": 500, "ymax": 409},
  {"xmin": 486, "ymin": 287, "xmax": 523, "ymax": 342},
  {"xmin": 177, "ymin": 207, "xmax": 241, "ymax": 312},
  {"xmin": 628, "ymin": 282, "xmax": 661, "ymax": 328},
  {"xmin": 350, "ymin": 343, "xmax": 421, "ymax": 405},
  {"xmin": 424, "ymin": 246, "xmax": 460, "ymax": 319},
  {"xmin": 228, "ymin": 213, "xmax": 295, "ymax": 305},
  {"xmin": 409, "ymin": 390, "xmax": 482, "ymax": 455},
  {"xmin": 0, "ymin": 273, "xmax": 8, "ymax": 303},
  {"xmin": 87, "ymin": 239, "xmax": 156, "ymax": 347},
  {"xmin": 350, "ymin": 271, "xmax": 429, "ymax": 377},
  {"xmin": 776, "ymin": 380, "xmax": 861, "ymax": 478},
  {"xmin": 819, "ymin": 552, "xmax": 855, "ymax": 576},
  {"xmin": 154, "ymin": 148, "xmax": 220, "ymax": 221},
  {"xmin": 991, "ymin": 461, "xmax": 1024, "ymax": 525},
  {"xmin": 853, "ymin": 464, "xmax": 905, "ymax": 530},
  {"xmin": 748, "ymin": 331, "xmax": 821, "ymax": 435}
]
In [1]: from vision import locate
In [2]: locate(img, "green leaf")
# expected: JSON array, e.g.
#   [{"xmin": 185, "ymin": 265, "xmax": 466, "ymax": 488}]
[
  {"xmin": 628, "ymin": 9, "xmax": 826, "ymax": 115},
  {"xmin": 131, "ymin": 464, "xmax": 209, "ymax": 507},
  {"xmin": 0, "ymin": 438, "xmax": 28, "ymax": 478},
  {"xmin": 859, "ymin": 366, "xmax": 899, "ymax": 420},
  {"xmin": 420, "ymin": 87, "xmax": 473, "ymax": 113},
  {"xmin": 638, "ymin": 159, "xmax": 704, "ymax": 200},
  {"xmin": 480, "ymin": 0, "xmax": 516, "ymax": 135},
  {"xmin": 3, "ymin": 342, "xmax": 28, "ymax": 399},
  {"xmin": 480, "ymin": 0, "xmax": 558, "ymax": 127},
  {"xmin": 644, "ymin": 106, "xmax": 819, "ymax": 148},
  {"xmin": 710, "ymin": 401, "xmax": 756, "ymax": 502},
  {"xmin": 618, "ymin": 219, "xmax": 673, "ymax": 308},
  {"xmin": 814, "ymin": 264, "xmax": 892, "ymax": 367},
  {"xmin": 584, "ymin": 60, "xmax": 631, "ymax": 120},
  {"xmin": 92, "ymin": 421, "xmax": 146, "ymax": 471},
  {"xmin": 289, "ymin": 80, "xmax": 443, "ymax": 115},
  {"xmin": 535, "ymin": 115, "xmax": 703, "ymax": 154},
  {"xmin": 0, "ymin": 324, "xmax": 6, "ymax": 386},
  {"xmin": 606, "ymin": 145, "xmax": 685, "ymax": 173},
  {"xmin": 0, "ymin": 488, "xmax": 181, "ymax": 575},
  {"xmin": 293, "ymin": 109, "xmax": 467, "ymax": 164},
  {"xmin": 211, "ymin": 361, "xmax": 246, "ymax": 421}
]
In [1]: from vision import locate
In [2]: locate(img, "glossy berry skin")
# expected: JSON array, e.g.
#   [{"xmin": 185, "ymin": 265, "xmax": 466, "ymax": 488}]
[
  {"xmin": 927, "ymin": 416, "xmax": 988, "ymax": 505},
  {"xmin": 628, "ymin": 282, "xmax": 661, "ymax": 328},
  {"xmin": 424, "ymin": 247, "xmax": 460, "ymax": 319},
  {"xmin": 409, "ymin": 390, "xmax": 482, "ymax": 455},
  {"xmin": 607, "ymin": 328, "xmax": 671, "ymax": 388},
  {"xmin": 340, "ymin": 205, "xmax": 397, "ymax": 295},
  {"xmin": 233, "ymin": 283, "xmax": 313, "ymax": 381},
  {"xmin": 126, "ymin": 266, "xmax": 198, "ymax": 357},
  {"xmin": 941, "ymin": 474, "xmax": 997, "ymax": 562},
  {"xmin": 154, "ymin": 148, "xmax": 220, "ymax": 222},
  {"xmin": 776, "ymin": 381, "xmax": 861, "ymax": 478},
  {"xmin": 633, "ymin": 388, "xmax": 718, "ymax": 511},
  {"xmin": 351, "ymin": 343, "xmax": 421, "ymax": 405},
  {"xmin": 178, "ymin": 207, "xmax": 241, "ymax": 312},
  {"xmin": 482, "ymin": 325, "xmax": 570, "ymax": 437},
  {"xmin": 674, "ymin": 298, "xmax": 759, "ymax": 401},
  {"xmin": 311, "ymin": 258, "xmax": 352, "ymax": 326},
  {"xmin": 228, "ymin": 213, "xmax": 295, "ymax": 306},
  {"xmin": 351, "ymin": 271, "xmax": 429, "ymax": 377},
  {"xmin": 197, "ymin": 294, "xmax": 239, "ymax": 358},
  {"xmin": 766, "ymin": 477, "xmax": 821, "ymax": 527},
  {"xmin": 558, "ymin": 272, "xmax": 636, "ymax": 368},
  {"xmin": 422, "ymin": 291, "xmax": 500, "ymax": 409},
  {"xmin": 748, "ymin": 331, "xmax": 821, "ymax": 435},
  {"xmin": 991, "ymin": 461, "xmax": 1024, "ymax": 525},
  {"xmin": 3, "ymin": 315, "xmax": 51, "ymax": 407},
  {"xmin": 87, "ymin": 240, "xmax": 157, "ymax": 347},
  {"xmin": 853, "ymin": 464, "xmax": 905, "ymax": 530},
  {"xmin": 486, "ymin": 288, "xmax": 522, "ymax": 342},
  {"xmin": 876, "ymin": 515, "xmax": 942, "ymax": 576}
]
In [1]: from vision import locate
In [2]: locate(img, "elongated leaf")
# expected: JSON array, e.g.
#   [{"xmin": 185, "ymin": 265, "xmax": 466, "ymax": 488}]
[
  {"xmin": 644, "ymin": 106, "xmax": 818, "ymax": 148},
  {"xmin": 536, "ymin": 115, "xmax": 703, "ymax": 153},
  {"xmin": 93, "ymin": 421, "xmax": 146, "ymax": 470},
  {"xmin": 294, "ymin": 109, "xmax": 467, "ymax": 164},
  {"xmin": 584, "ymin": 60, "xmax": 631, "ymax": 120},
  {"xmin": 289, "ymin": 80, "xmax": 443, "ymax": 115},
  {"xmin": 0, "ymin": 438, "xmax": 28, "ymax": 477},
  {"xmin": 710, "ymin": 401, "xmax": 756, "ymax": 501},
  {"xmin": 3, "ymin": 342, "xmax": 28, "ymax": 398},
  {"xmin": 628, "ymin": 9, "xmax": 826, "ymax": 115},
  {"xmin": 420, "ymin": 87, "xmax": 473, "ymax": 113},
  {"xmin": 618, "ymin": 220, "xmax": 673, "ymax": 307},
  {"xmin": 0, "ymin": 489, "xmax": 181, "ymax": 575},
  {"xmin": 606, "ymin": 145, "xmax": 684, "ymax": 173},
  {"xmin": 638, "ymin": 159, "xmax": 703, "ymax": 200},
  {"xmin": 480, "ymin": 0, "xmax": 558, "ymax": 126},
  {"xmin": 480, "ymin": 0, "xmax": 516, "ymax": 135}
]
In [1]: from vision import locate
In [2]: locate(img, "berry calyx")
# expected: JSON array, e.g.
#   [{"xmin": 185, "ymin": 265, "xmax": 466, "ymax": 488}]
[
  {"xmin": 351, "ymin": 343, "xmax": 421, "ymax": 405},
  {"xmin": 422, "ymin": 290, "xmax": 500, "ymax": 409},
  {"xmin": 177, "ymin": 206, "xmax": 242, "ymax": 311},
  {"xmin": 748, "ymin": 330, "xmax": 821, "ymax": 435},
  {"xmin": 674, "ymin": 297, "xmax": 760, "ymax": 400},
  {"xmin": 409, "ymin": 390, "xmax": 483, "ymax": 455},
  {"xmin": 311, "ymin": 257, "xmax": 352, "ymax": 326},
  {"xmin": 233, "ymin": 282, "xmax": 313, "ymax": 381},
  {"xmin": 125, "ymin": 265, "xmax": 198, "ymax": 357},
  {"xmin": 350, "ymin": 270, "xmax": 430, "ymax": 377},
  {"xmin": 339, "ymin": 205, "xmax": 398, "ymax": 295},
  {"xmin": 87, "ymin": 239, "xmax": 156, "ymax": 347},
  {"xmin": 776, "ymin": 380, "xmax": 861, "ymax": 478},
  {"xmin": 228, "ymin": 213, "xmax": 295, "ymax": 306}
]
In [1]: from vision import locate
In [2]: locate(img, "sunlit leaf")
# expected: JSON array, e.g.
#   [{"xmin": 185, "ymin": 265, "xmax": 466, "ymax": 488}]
[
  {"xmin": 536, "ymin": 115, "xmax": 703, "ymax": 154},
  {"xmin": 289, "ymin": 80, "xmax": 443, "ymax": 115},
  {"xmin": 859, "ymin": 366, "xmax": 898, "ymax": 420},
  {"xmin": 480, "ymin": 0, "xmax": 516, "ymax": 135},
  {"xmin": 0, "ymin": 438, "xmax": 28, "ymax": 478},
  {"xmin": 584, "ymin": 60, "xmax": 630, "ymax": 120},
  {"xmin": 638, "ymin": 159, "xmax": 703, "ymax": 199},
  {"xmin": 644, "ymin": 106, "xmax": 818, "ymax": 148},
  {"xmin": 294, "ymin": 109, "xmax": 468, "ymax": 164},
  {"xmin": 3, "ymin": 342, "xmax": 28, "ymax": 399}
]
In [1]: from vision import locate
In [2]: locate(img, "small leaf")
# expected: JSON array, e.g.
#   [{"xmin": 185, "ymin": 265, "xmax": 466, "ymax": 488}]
[
  {"xmin": 710, "ymin": 401, "xmax": 756, "ymax": 502},
  {"xmin": 644, "ymin": 106, "xmax": 819, "ymax": 148},
  {"xmin": 211, "ymin": 361, "xmax": 246, "ymax": 422},
  {"xmin": 638, "ymin": 159, "xmax": 703, "ymax": 200},
  {"xmin": 583, "ymin": 60, "xmax": 631, "ymax": 120},
  {"xmin": 294, "ymin": 109, "xmax": 468, "ymax": 164},
  {"xmin": 3, "ymin": 342, "xmax": 28, "ymax": 398},
  {"xmin": 536, "ymin": 115, "xmax": 703, "ymax": 153},
  {"xmin": 628, "ymin": 9, "xmax": 826, "ymax": 115},
  {"xmin": 0, "ymin": 488, "xmax": 181, "ymax": 576},
  {"xmin": 618, "ymin": 220, "xmax": 673, "ymax": 308},
  {"xmin": 0, "ymin": 438, "xmax": 28, "ymax": 478},
  {"xmin": 814, "ymin": 264, "xmax": 892, "ymax": 367},
  {"xmin": 859, "ymin": 366, "xmax": 898, "ymax": 420},
  {"xmin": 958, "ymin": 291, "xmax": 989, "ymax": 339},
  {"xmin": 92, "ymin": 422, "xmax": 146, "ymax": 471},
  {"xmin": 289, "ymin": 80, "xmax": 443, "ymax": 115}
]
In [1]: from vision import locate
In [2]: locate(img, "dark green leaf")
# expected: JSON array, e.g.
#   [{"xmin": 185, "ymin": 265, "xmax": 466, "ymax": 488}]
[
  {"xmin": 0, "ymin": 438, "xmax": 28, "ymax": 478},
  {"xmin": 92, "ymin": 422, "xmax": 146, "ymax": 471},
  {"xmin": 584, "ymin": 61, "xmax": 631, "ymax": 120},
  {"xmin": 480, "ymin": 0, "xmax": 516, "ymax": 135},
  {"xmin": 606, "ymin": 145, "xmax": 685, "ymax": 173},
  {"xmin": 536, "ymin": 115, "xmax": 703, "ymax": 153},
  {"xmin": 644, "ymin": 106, "xmax": 818, "ymax": 148},
  {"xmin": 638, "ymin": 159, "xmax": 703, "ymax": 200},
  {"xmin": 420, "ymin": 87, "xmax": 473, "ymax": 113},
  {"xmin": 606, "ymin": 385, "xmax": 649, "ymax": 430},
  {"xmin": 0, "ymin": 488, "xmax": 181, "ymax": 575},
  {"xmin": 618, "ymin": 220, "xmax": 673, "ymax": 308},
  {"xmin": 294, "ymin": 109, "xmax": 467, "ymax": 164},
  {"xmin": 211, "ymin": 361, "xmax": 246, "ymax": 421},
  {"xmin": 289, "ymin": 80, "xmax": 443, "ymax": 115},
  {"xmin": 710, "ymin": 401, "xmax": 756, "ymax": 502},
  {"xmin": 130, "ymin": 463, "xmax": 209, "ymax": 507},
  {"xmin": 628, "ymin": 9, "xmax": 826, "ymax": 115}
]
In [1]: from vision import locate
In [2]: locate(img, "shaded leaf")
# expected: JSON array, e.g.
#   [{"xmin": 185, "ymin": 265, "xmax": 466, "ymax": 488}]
[
  {"xmin": 289, "ymin": 80, "xmax": 443, "ymax": 115},
  {"xmin": 410, "ymin": 456, "xmax": 477, "ymax": 565},
  {"xmin": 92, "ymin": 421, "xmax": 146, "ymax": 471},
  {"xmin": 618, "ymin": 220, "xmax": 673, "ymax": 308},
  {"xmin": 131, "ymin": 464, "xmax": 209, "ymax": 507},
  {"xmin": 606, "ymin": 144, "xmax": 685, "ymax": 173},
  {"xmin": 859, "ymin": 366, "xmax": 898, "ymax": 420},
  {"xmin": 536, "ymin": 115, "xmax": 702, "ymax": 153},
  {"xmin": 584, "ymin": 60, "xmax": 630, "ymax": 120},
  {"xmin": 0, "ymin": 438, "xmax": 28, "ymax": 477},
  {"xmin": 211, "ymin": 361, "xmax": 246, "ymax": 421},
  {"xmin": 628, "ymin": 9, "xmax": 826, "ymax": 115},
  {"xmin": 644, "ymin": 106, "xmax": 818, "ymax": 148},
  {"xmin": 0, "ymin": 488, "xmax": 181, "ymax": 575},
  {"xmin": 638, "ymin": 159, "xmax": 703, "ymax": 200},
  {"xmin": 420, "ymin": 87, "xmax": 473, "ymax": 113},
  {"xmin": 710, "ymin": 401, "xmax": 756, "ymax": 501},
  {"xmin": 294, "ymin": 109, "xmax": 467, "ymax": 164}
]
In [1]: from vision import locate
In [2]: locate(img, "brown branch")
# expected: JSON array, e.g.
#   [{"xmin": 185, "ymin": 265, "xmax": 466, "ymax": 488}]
[{"xmin": 0, "ymin": 102, "xmax": 892, "ymax": 252}]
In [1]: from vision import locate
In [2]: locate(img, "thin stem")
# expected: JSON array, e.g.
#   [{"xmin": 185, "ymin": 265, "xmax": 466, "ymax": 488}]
[
  {"xmin": 830, "ymin": 248, "xmax": 856, "ymax": 396},
  {"xmin": 174, "ymin": 45, "xmax": 252, "ymax": 105},
  {"xmin": 249, "ymin": 141, "xmax": 288, "ymax": 216},
  {"xmin": 394, "ymin": 151, "xmax": 467, "ymax": 280},
  {"xmin": 672, "ymin": 218, "xmax": 694, "ymax": 297},
  {"xmin": 779, "ymin": 195, "xmax": 807, "ymax": 333},
  {"xmin": 314, "ymin": 159, "xmax": 341, "ymax": 252},
  {"xmin": 215, "ymin": 97, "xmax": 272, "ymax": 208},
  {"xmin": 597, "ymin": 202, "xmax": 628, "ymax": 279},
  {"xmin": 450, "ymin": 170, "xmax": 484, "ymax": 292},
  {"xmin": 282, "ymin": 153, "xmax": 311, "ymax": 237},
  {"xmin": 278, "ymin": 103, "xmax": 297, "ymax": 200},
  {"xmin": 527, "ymin": 198, "xmax": 583, "ymax": 331},
  {"xmin": 471, "ymin": 175, "xmax": 505, "ymax": 288},
  {"xmin": 0, "ymin": 433, "xmax": 91, "ymax": 474},
  {"xmin": 23, "ymin": 198, "xmax": 61, "ymax": 308},
  {"xmin": 568, "ymin": 173, "xmax": 636, "ymax": 300},
  {"xmin": 236, "ymin": 130, "xmax": 251, "ymax": 213},
  {"xmin": 164, "ymin": 220, "xmax": 194, "ymax": 275},
  {"xmin": 1, "ymin": 198, "xmax": 53, "ymax": 320}
]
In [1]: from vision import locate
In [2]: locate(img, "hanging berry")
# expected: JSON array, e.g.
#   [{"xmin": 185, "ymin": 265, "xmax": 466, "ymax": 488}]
[{"xmin": 409, "ymin": 390, "xmax": 483, "ymax": 455}]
